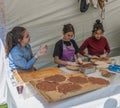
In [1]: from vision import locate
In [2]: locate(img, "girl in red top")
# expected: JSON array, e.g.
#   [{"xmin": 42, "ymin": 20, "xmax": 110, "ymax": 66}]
[{"xmin": 80, "ymin": 19, "xmax": 110, "ymax": 59}]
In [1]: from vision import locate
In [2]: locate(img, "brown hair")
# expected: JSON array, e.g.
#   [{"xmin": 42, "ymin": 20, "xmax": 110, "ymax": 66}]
[
  {"xmin": 92, "ymin": 19, "xmax": 104, "ymax": 34},
  {"xmin": 63, "ymin": 24, "xmax": 75, "ymax": 38},
  {"xmin": 5, "ymin": 26, "xmax": 26, "ymax": 56}
]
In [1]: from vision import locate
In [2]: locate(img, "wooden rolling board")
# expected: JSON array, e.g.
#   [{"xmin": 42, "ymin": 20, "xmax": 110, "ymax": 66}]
[
  {"xmin": 91, "ymin": 58, "xmax": 112, "ymax": 64},
  {"xmin": 14, "ymin": 67, "xmax": 63, "ymax": 82},
  {"xmin": 29, "ymin": 72, "xmax": 110, "ymax": 102}
]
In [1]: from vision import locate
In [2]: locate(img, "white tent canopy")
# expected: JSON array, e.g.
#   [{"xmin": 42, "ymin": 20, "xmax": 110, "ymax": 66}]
[{"xmin": 5, "ymin": 0, "xmax": 120, "ymax": 69}]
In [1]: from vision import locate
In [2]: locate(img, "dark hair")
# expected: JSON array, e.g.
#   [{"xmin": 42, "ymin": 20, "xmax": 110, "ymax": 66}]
[
  {"xmin": 92, "ymin": 19, "xmax": 104, "ymax": 34},
  {"xmin": 63, "ymin": 24, "xmax": 75, "ymax": 37},
  {"xmin": 5, "ymin": 26, "xmax": 26, "ymax": 56}
]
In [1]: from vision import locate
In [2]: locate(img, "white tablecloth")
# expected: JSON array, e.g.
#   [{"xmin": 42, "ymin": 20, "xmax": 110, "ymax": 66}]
[
  {"xmin": 0, "ymin": 39, "xmax": 7, "ymax": 104},
  {"xmin": 7, "ymin": 56, "xmax": 120, "ymax": 108}
]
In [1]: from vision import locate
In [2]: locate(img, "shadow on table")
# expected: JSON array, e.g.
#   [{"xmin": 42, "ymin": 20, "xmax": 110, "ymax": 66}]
[{"xmin": 104, "ymin": 98, "xmax": 118, "ymax": 108}]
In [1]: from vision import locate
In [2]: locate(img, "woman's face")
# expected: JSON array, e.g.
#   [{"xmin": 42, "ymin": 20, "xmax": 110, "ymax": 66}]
[
  {"xmin": 63, "ymin": 32, "xmax": 74, "ymax": 41},
  {"xmin": 94, "ymin": 29, "xmax": 103, "ymax": 40},
  {"xmin": 20, "ymin": 30, "xmax": 30, "ymax": 46}
]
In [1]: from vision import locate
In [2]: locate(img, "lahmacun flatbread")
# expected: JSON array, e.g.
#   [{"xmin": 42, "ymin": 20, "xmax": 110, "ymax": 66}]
[
  {"xmin": 83, "ymin": 61, "xmax": 90, "ymax": 64},
  {"xmin": 96, "ymin": 63, "xmax": 110, "ymax": 69},
  {"xmin": 99, "ymin": 69, "xmax": 115, "ymax": 77},
  {"xmin": 30, "ymin": 72, "xmax": 110, "ymax": 102},
  {"xmin": 66, "ymin": 65, "xmax": 79, "ymax": 71},
  {"xmin": 91, "ymin": 58, "xmax": 112, "ymax": 64}
]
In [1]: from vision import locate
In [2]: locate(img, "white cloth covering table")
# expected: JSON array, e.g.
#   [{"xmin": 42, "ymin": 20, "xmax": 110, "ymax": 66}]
[{"xmin": 7, "ymin": 56, "xmax": 120, "ymax": 108}]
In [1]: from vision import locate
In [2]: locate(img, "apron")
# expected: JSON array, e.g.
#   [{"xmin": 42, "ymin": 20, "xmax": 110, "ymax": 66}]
[{"xmin": 61, "ymin": 41, "xmax": 75, "ymax": 62}]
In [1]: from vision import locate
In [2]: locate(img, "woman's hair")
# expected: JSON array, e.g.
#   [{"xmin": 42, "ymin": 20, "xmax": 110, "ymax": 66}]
[
  {"xmin": 92, "ymin": 19, "xmax": 104, "ymax": 34},
  {"xmin": 5, "ymin": 26, "xmax": 26, "ymax": 56},
  {"xmin": 63, "ymin": 23, "xmax": 75, "ymax": 37}
]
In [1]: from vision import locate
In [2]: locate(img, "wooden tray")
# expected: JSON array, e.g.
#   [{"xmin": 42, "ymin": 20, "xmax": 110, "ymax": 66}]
[
  {"xmin": 13, "ymin": 67, "xmax": 63, "ymax": 82},
  {"xmin": 29, "ymin": 72, "xmax": 110, "ymax": 102}
]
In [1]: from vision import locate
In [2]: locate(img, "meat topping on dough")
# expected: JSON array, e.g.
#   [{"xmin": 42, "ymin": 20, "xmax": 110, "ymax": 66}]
[
  {"xmin": 57, "ymin": 83, "xmax": 81, "ymax": 94},
  {"xmin": 79, "ymin": 63, "xmax": 95, "ymax": 68},
  {"xmin": 88, "ymin": 77, "xmax": 110, "ymax": 85},
  {"xmin": 44, "ymin": 74, "xmax": 66, "ymax": 82},
  {"xmin": 36, "ymin": 81, "xmax": 58, "ymax": 91},
  {"xmin": 68, "ymin": 76, "xmax": 88, "ymax": 84}
]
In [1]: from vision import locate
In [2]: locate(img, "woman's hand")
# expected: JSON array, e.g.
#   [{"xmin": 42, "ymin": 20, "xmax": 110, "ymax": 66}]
[
  {"xmin": 77, "ymin": 57, "xmax": 83, "ymax": 64},
  {"xmin": 35, "ymin": 45, "xmax": 48, "ymax": 59},
  {"xmin": 100, "ymin": 53, "xmax": 107, "ymax": 58}
]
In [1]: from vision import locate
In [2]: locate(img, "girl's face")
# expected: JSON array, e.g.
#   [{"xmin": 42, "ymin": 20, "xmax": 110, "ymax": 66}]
[
  {"xmin": 63, "ymin": 32, "xmax": 74, "ymax": 41},
  {"xmin": 20, "ymin": 30, "xmax": 30, "ymax": 46},
  {"xmin": 94, "ymin": 29, "xmax": 103, "ymax": 40}
]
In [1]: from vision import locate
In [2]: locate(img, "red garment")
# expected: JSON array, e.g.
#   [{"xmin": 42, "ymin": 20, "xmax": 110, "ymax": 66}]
[{"xmin": 80, "ymin": 36, "xmax": 110, "ymax": 56}]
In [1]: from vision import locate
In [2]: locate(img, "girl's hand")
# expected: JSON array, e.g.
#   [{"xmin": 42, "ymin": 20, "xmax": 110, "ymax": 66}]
[{"xmin": 35, "ymin": 45, "xmax": 48, "ymax": 59}]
